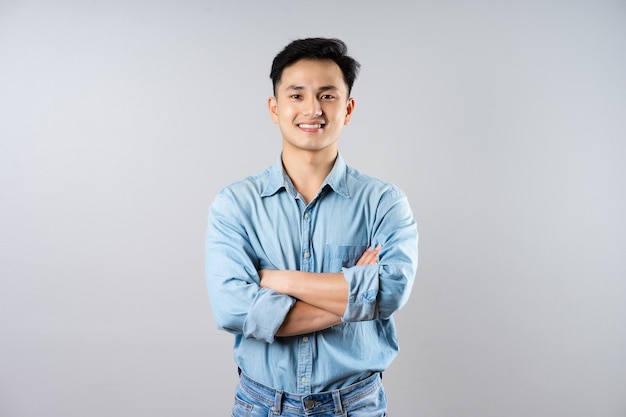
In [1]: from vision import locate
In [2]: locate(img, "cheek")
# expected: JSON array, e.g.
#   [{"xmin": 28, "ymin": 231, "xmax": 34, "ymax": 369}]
[
  {"xmin": 328, "ymin": 109, "xmax": 348, "ymax": 125},
  {"xmin": 278, "ymin": 106, "xmax": 298, "ymax": 120}
]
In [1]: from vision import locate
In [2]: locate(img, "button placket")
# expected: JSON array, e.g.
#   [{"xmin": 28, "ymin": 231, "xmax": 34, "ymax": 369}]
[
  {"xmin": 297, "ymin": 203, "xmax": 314, "ymax": 393},
  {"xmin": 300, "ymin": 208, "xmax": 313, "ymax": 270}
]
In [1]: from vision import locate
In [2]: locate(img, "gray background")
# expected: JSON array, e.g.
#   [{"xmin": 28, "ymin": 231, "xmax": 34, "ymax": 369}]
[{"xmin": 1, "ymin": 1, "xmax": 625, "ymax": 416}]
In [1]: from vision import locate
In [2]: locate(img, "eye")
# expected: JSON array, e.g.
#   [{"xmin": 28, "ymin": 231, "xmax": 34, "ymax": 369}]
[
  {"xmin": 290, "ymin": 94, "xmax": 302, "ymax": 99},
  {"xmin": 320, "ymin": 94, "xmax": 335, "ymax": 100}
]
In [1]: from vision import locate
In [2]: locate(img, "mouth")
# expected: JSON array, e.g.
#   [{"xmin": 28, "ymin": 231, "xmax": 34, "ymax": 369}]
[{"xmin": 298, "ymin": 123, "xmax": 325, "ymax": 131}]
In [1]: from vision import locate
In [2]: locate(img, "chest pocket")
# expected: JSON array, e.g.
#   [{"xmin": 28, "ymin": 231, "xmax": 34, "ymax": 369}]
[{"xmin": 322, "ymin": 245, "xmax": 368, "ymax": 273}]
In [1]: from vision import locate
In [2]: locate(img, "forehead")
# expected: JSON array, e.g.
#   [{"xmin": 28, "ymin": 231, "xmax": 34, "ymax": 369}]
[{"xmin": 278, "ymin": 59, "xmax": 347, "ymax": 92}]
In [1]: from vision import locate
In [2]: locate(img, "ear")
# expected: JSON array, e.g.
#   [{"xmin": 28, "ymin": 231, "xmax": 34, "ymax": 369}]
[
  {"xmin": 268, "ymin": 96, "xmax": 279, "ymax": 123},
  {"xmin": 344, "ymin": 98, "xmax": 356, "ymax": 125}
]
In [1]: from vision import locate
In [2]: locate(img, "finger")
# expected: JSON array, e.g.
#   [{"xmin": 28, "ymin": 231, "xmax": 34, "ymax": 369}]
[
  {"xmin": 355, "ymin": 249, "xmax": 372, "ymax": 265},
  {"xmin": 356, "ymin": 246, "xmax": 381, "ymax": 265},
  {"xmin": 366, "ymin": 245, "xmax": 382, "ymax": 264}
]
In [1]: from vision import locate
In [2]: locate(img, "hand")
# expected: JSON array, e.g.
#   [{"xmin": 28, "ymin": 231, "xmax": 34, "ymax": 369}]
[{"xmin": 356, "ymin": 244, "xmax": 382, "ymax": 266}]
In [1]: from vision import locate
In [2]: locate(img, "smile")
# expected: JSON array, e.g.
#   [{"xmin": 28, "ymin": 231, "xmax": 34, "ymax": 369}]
[{"xmin": 298, "ymin": 123, "xmax": 325, "ymax": 129}]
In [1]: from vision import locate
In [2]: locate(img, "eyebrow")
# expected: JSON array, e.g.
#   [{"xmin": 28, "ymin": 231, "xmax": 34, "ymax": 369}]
[{"xmin": 285, "ymin": 85, "xmax": 340, "ymax": 92}]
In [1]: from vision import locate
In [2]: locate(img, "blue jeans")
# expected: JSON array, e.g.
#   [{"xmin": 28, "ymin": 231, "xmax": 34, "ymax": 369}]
[{"xmin": 232, "ymin": 371, "xmax": 387, "ymax": 416}]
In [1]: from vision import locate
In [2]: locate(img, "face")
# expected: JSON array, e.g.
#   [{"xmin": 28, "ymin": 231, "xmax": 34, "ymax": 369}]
[{"xmin": 268, "ymin": 59, "xmax": 355, "ymax": 156}]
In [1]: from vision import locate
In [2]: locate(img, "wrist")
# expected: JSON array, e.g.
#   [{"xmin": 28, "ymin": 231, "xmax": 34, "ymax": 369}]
[{"xmin": 280, "ymin": 270, "xmax": 298, "ymax": 295}]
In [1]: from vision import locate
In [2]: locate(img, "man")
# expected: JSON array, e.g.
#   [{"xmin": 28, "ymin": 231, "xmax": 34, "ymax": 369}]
[{"xmin": 206, "ymin": 37, "xmax": 418, "ymax": 416}]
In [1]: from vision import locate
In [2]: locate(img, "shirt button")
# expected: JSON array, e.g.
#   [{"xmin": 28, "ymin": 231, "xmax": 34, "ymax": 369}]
[
  {"xmin": 301, "ymin": 377, "xmax": 307, "ymax": 383},
  {"xmin": 302, "ymin": 336, "xmax": 308, "ymax": 342},
  {"xmin": 304, "ymin": 212, "xmax": 310, "ymax": 219},
  {"xmin": 304, "ymin": 252, "xmax": 310, "ymax": 258}
]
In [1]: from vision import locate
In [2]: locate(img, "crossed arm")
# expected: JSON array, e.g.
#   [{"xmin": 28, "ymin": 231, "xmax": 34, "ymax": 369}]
[{"xmin": 259, "ymin": 245, "xmax": 381, "ymax": 337}]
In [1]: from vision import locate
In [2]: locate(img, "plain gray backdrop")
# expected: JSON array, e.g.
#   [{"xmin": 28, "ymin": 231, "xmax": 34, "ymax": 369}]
[{"xmin": 1, "ymin": 1, "xmax": 625, "ymax": 416}]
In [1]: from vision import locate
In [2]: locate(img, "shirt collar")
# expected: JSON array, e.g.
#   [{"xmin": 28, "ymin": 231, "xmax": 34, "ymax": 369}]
[{"xmin": 260, "ymin": 153, "xmax": 351, "ymax": 199}]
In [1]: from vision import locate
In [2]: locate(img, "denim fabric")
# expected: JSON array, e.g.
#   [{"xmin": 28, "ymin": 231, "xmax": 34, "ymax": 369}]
[
  {"xmin": 206, "ymin": 153, "xmax": 418, "ymax": 394},
  {"xmin": 232, "ymin": 370, "xmax": 387, "ymax": 417}
]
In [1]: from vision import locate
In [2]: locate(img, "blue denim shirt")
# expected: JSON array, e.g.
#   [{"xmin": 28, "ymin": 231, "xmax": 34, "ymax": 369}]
[{"xmin": 205, "ymin": 154, "xmax": 418, "ymax": 394}]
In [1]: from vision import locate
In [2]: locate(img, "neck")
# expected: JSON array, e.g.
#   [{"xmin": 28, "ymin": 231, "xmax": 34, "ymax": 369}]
[{"xmin": 281, "ymin": 146, "xmax": 337, "ymax": 203}]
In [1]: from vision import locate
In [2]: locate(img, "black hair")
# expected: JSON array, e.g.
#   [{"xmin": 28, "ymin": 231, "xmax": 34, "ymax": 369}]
[{"xmin": 270, "ymin": 37, "xmax": 361, "ymax": 96}]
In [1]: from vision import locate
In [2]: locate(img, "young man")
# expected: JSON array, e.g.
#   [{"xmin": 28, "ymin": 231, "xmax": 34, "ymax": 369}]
[{"xmin": 206, "ymin": 38, "xmax": 418, "ymax": 416}]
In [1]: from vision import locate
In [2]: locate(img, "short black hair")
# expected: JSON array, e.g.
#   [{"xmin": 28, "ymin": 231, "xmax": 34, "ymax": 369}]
[{"xmin": 270, "ymin": 37, "xmax": 361, "ymax": 96}]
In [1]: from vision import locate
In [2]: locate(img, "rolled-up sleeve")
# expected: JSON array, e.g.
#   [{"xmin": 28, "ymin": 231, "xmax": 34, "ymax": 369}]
[
  {"xmin": 205, "ymin": 191, "xmax": 295, "ymax": 343},
  {"xmin": 341, "ymin": 189, "xmax": 418, "ymax": 322}
]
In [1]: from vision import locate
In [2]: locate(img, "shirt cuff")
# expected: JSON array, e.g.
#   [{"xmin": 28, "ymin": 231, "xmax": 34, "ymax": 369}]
[
  {"xmin": 341, "ymin": 264, "xmax": 379, "ymax": 322},
  {"xmin": 242, "ymin": 288, "xmax": 296, "ymax": 343}
]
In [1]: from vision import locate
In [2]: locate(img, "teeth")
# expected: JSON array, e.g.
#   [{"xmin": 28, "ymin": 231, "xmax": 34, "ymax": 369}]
[{"xmin": 299, "ymin": 124, "xmax": 323, "ymax": 129}]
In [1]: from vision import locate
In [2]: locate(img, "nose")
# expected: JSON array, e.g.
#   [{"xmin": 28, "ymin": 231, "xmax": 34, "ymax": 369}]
[{"xmin": 302, "ymin": 96, "xmax": 322, "ymax": 117}]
